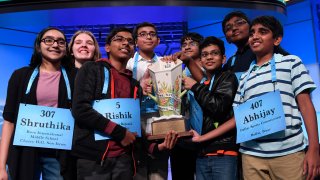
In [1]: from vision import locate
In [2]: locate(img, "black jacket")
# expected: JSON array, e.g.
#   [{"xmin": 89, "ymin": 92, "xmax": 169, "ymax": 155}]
[
  {"xmin": 190, "ymin": 69, "xmax": 239, "ymax": 155},
  {"xmin": 71, "ymin": 60, "xmax": 159, "ymax": 161},
  {"xmin": 222, "ymin": 45, "xmax": 256, "ymax": 73},
  {"xmin": 3, "ymin": 66, "xmax": 76, "ymax": 180}
]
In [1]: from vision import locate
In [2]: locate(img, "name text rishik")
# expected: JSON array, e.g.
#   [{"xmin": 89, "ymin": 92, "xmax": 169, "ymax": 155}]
[{"xmin": 105, "ymin": 111, "xmax": 132, "ymax": 119}]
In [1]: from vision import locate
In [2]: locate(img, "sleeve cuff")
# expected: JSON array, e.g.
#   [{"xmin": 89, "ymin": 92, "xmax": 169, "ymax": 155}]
[
  {"xmin": 190, "ymin": 82, "xmax": 200, "ymax": 92},
  {"xmin": 104, "ymin": 121, "xmax": 127, "ymax": 142},
  {"xmin": 148, "ymin": 143, "xmax": 159, "ymax": 154}
]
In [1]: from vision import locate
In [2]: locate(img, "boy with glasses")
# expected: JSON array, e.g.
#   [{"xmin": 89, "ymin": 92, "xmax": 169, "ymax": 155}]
[
  {"xmin": 222, "ymin": 11, "xmax": 289, "ymax": 79},
  {"xmin": 72, "ymin": 27, "xmax": 140, "ymax": 180},
  {"xmin": 180, "ymin": 33, "xmax": 205, "ymax": 78},
  {"xmin": 170, "ymin": 32, "xmax": 204, "ymax": 180},
  {"xmin": 126, "ymin": 22, "xmax": 168, "ymax": 180},
  {"xmin": 127, "ymin": 22, "xmax": 160, "ymax": 81},
  {"xmin": 72, "ymin": 26, "xmax": 178, "ymax": 180},
  {"xmin": 185, "ymin": 36, "xmax": 238, "ymax": 180},
  {"xmin": 221, "ymin": 11, "xmax": 256, "ymax": 80}
]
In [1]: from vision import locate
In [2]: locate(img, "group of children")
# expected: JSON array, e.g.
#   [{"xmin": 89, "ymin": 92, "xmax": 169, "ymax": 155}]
[{"xmin": 0, "ymin": 10, "xmax": 319, "ymax": 180}]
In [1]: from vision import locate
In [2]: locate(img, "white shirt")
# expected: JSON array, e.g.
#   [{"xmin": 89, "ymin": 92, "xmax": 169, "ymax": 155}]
[{"xmin": 126, "ymin": 52, "xmax": 160, "ymax": 81}]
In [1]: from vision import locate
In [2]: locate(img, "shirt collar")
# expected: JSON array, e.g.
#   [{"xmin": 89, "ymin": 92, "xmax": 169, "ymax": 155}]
[{"xmin": 135, "ymin": 52, "xmax": 157, "ymax": 62}]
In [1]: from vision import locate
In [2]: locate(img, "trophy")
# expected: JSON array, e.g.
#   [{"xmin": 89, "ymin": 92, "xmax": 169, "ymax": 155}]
[{"xmin": 146, "ymin": 59, "xmax": 192, "ymax": 140}]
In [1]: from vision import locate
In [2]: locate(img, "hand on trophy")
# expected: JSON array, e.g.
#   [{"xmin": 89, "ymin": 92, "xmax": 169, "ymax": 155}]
[
  {"xmin": 120, "ymin": 130, "xmax": 137, "ymax": 146},
  {"xmin": 140, "ymin": 70, "xmax": 153, "ymax": 95},
  {"xmin": 161, "ymin": 51, "xmax": 193, "ymax": 64},
  {"xmin": 189, "ymin": 129, "xmax": 203, "ymax": 143},
  {"xmin": 158, "ymin": 130, "xmax": 179, "ymax": 151},
  {"xmin": 183, "ymin": 77, "xmax": 197, "ymax": 90}
]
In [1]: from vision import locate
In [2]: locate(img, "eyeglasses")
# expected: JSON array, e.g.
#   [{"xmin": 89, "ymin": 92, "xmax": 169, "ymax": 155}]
[
  {"xmin": 201, "ymin": 50, "xmax": 221, "ymax": 58},
  {"xmin": 41, "ymin": 38, "xmax": 66, "ymax": 47},
  {"xmin": 111, "ymin": 35, "xmax": 135, "ymax": 46},
  {"xmin": 181, "ymin": 41, "xmax": 199, "ymax": 48},
  {"xmin": 137, "ymin": 32, "xmax": 157, "ymax": 39},
  {"xmin": 224, "ymin": 19, "xmax": 248, "ymax": 32}
]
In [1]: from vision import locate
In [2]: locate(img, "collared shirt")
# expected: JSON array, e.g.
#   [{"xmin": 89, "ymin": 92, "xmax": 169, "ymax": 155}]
[
  {"xmin": 126, "ymin": 52, "xmax": 160, "ymax": 81},
  {"xmin": 126, "ymin": 52, "xmax": 160, "ymax": 114},
  {"xmin": 233, "ymin": 53, "xmax": 316, "ymax": 157}
]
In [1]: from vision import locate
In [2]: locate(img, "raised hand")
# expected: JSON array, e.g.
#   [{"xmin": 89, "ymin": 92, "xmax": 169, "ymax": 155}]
[
  {"xmin": 183, "ymin": 77, "xmax": 197, "ymax": 90},
  {"xmin": 161, "ymin": 51, "xmax": 193, "ymax": 64},
  {"xmin": 140, "ymin": 70, "xmax": 152, "ymax": 95}
]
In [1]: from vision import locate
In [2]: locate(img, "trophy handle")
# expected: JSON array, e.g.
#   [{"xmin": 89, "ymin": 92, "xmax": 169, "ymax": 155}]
[
  {"xmin": 148, "ymin": 93, "xmax": 158, "ymax": 103},
  {"xmin": 179, "ymin": 90, "xmax": 187, "ymax": 98}
]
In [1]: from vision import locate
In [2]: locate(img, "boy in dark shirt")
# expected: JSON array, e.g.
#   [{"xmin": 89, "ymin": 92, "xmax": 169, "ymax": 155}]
[
  {"xmin": 185, "ymin": 36, "xmax": 238, "ymax": 180},
  {"xmin": 72, "ymin": 27, "xmax": 178, "ymax": 180}
]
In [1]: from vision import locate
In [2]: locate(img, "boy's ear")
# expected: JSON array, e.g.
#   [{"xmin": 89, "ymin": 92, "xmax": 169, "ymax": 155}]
[
  {"xmin": 156, "ymin": 37, "xmax": 160, "ymax": 46},
  {"xmin": 274, "ymin": 36, "xmax": 282, "ymax": 46},
  {"xmin": 226, "ymin": 37, "xmax": 231, "ymax": 44},
  {"xmin": 222, "ymin": 55, "xmax": 227, "ymax": 64},
  {"xmin": 105, "ymin": 44, "xmax": 110, "ymax": 53}
]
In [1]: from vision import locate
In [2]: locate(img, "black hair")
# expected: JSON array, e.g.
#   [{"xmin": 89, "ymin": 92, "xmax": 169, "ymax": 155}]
[
  {"xmin": 180, "ymin": 32, "xmax": 204, "ymax": 45},
  {"xmin": 105, "ymin": 27, "xmax": 133, "ymax": 57},
  {"xmin": 199, "ymin": 36, "xmax": 225, "ymax": 55},
  {"xmin": 274, "ymin": 46, "xmax": 290, "ymax": 56},
  {"xmin": 251, "ymin": 16, "xmax": 283, "ymax": 39},
  {"xmin": 29, "ymin": 27, "xmax": 72, "ymax": 69},
  {"xmin": 133, "ymin": 22, "xmax": 158, "ymax": 40},
  {"xmin": 222, "ymin": 11, "xmax": 250, "ymax": 34},
  {"xmin": 251, "ymin": 16, "xmax": 289, "ymax": 55},
  {"xmin": 105, "ymin": 27, "xmax": 133, "ymax": 45}
]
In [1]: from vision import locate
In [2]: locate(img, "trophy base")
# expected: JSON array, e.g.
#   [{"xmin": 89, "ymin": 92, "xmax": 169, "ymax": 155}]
[
  {"xmin": 147, "ymin": 116, "xmax": 192, "ymax": 140},
  {"xmin": 147, "ymin": 131, "xmax": 192, "ymax": 140}
]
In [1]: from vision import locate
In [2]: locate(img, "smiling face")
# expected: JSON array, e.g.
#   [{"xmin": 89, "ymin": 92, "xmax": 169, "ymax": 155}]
[
  {"xmin": 72, "ymin": 33, "xmax": 96, "ymax": 65},
  {"xmin": 181, "ymin": 38, "xmax": 200, "ymax": 59},
  {"xmin": 200, "ymin": 44, "xmax": 226, "ymax": 73},
  {"xmin": 105, "ymin": 31, "xmax": 135, "ymax": 63},
  {"xmin": 136, "ymin": 26, "xmax": 160, "ymax": 52},
  {"xmin": 248, "ymin": 24, "xmax": 282, "ymax": 58},
  {"xmin": 40, "ymin": 29, "xmax": 66, "ymax": 64},
  {"xmin": 224, "ymin": 16, "xmax": 250, "ymax": 44}
]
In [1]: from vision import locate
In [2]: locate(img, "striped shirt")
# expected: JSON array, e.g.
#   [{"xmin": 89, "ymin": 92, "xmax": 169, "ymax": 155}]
[{"xmin": 233, "ymin": 53, "xmax": 316, "ymax": 157}]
